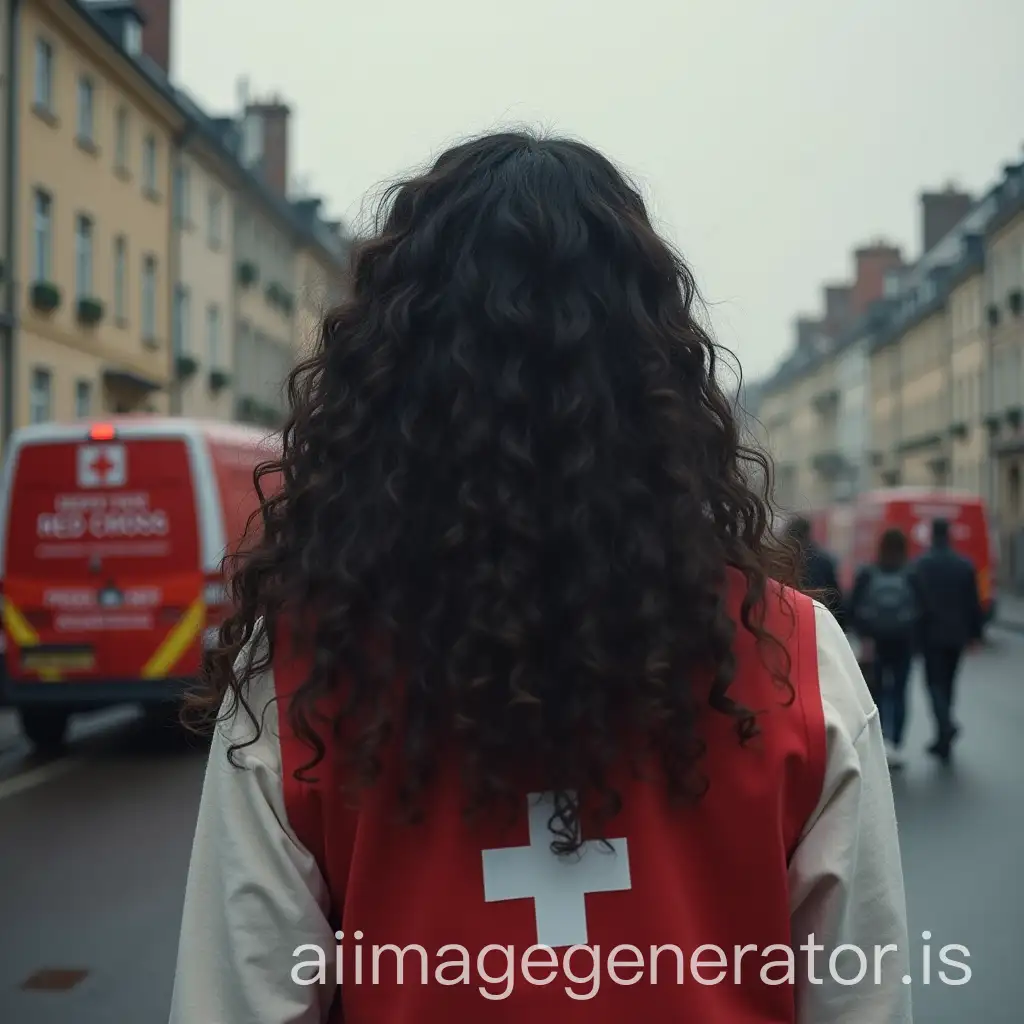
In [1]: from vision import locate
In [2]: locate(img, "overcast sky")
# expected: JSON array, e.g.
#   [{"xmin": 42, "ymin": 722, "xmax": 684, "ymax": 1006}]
[{"xmin": 175, "ymin": 0, "xmax": 1024, "ymax": 381}]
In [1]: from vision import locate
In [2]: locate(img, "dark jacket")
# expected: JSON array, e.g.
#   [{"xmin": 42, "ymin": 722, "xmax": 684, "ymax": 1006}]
[
  {"xmin": 799, "ymin": 544, "xmax": 846, "ymax": 630},
  {"xmin": 910, "ymin": 544, "xmax": 983, "ymax": 650}
]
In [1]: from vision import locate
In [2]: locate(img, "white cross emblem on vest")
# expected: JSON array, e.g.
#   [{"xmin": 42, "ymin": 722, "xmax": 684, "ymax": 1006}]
[{"xmin": 481, "ymin": 791, "xmax": 631, "ymax": 948}]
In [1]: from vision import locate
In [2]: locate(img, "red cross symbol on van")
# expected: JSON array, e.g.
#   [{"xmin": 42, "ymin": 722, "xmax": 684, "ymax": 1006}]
[
  {"xmin": 77, "ymin": 444, "xmax": 126, "ymax": 488},
  {"xmin": 90, "ymin": 450, "xmax": 115, "ymax": 483}
]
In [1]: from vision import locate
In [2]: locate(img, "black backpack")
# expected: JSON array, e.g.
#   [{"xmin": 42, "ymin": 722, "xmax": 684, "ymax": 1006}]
[{"xmin": 857, "ymin": 567, "xmax": 918, "ymax": 641}]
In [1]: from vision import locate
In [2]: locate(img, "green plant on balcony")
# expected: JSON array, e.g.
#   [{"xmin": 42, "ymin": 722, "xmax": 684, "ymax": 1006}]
[
  {"xmin": 175, "ymin": 353, "xmax": 199, "ymax": 379},
  {"xmin": 76, "ymin": 296, "xmax": 104, "ymax": 326},
  {"xmin": 264, "ymin": 282, "xmax": 282, "ymax": 307},
  {"xmin": 237, "ymin": 261, "xmax": 258, "ymax": 288},
  {"xmin": 209, "ymin": 368, "xmax": 231, "ymax": 393},
  {"xmin": 30, "ymin": 281, "xmax": 61, "ymax": 314}
]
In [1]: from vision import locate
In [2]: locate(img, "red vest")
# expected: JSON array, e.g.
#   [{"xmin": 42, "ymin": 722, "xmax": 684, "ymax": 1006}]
[{"xmin": 275, "ymin": 573, "xmax": 825, "ymax": 1022}]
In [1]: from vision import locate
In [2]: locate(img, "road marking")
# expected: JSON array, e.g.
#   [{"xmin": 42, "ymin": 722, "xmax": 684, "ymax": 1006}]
[{"xmin": 0, "ymin": 757, "xmax": 81, "ymax": 802}]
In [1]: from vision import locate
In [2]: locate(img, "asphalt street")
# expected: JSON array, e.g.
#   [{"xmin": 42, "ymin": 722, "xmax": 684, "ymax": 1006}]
[{"xmin": 0, "ymin": 628, "xmax": 1022, "ymax": 1022}]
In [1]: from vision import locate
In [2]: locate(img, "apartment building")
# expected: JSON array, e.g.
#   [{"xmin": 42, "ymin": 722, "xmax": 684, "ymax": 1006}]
[
  {"xmin": 292, "ymin": 196, "xmax": 348, "ymax": 361},
  {"xmin": 14, "ymin": 0, "xmax": 182, "ymax": 427},
  {"xmin": 982, "ymin": 163, "xmax": 1024, "ymax": 588},
  {"xmin": 755, "ymin": 245, "xmax": 903, "ymax": 513},
  {"xmin": 169, "ymin": 123, "xmax": 238, "ymax": 420},
  {"xmin": 755, "ymin": 153, "xmax": 1024, "ymax": 589},
  {"xmin": 0, "ymin": 0, "xmax": 12, "ymax": 446},
  {"xmin": 948, "ymin": 238, "xmax": 986, "ymax": 496},
  {"xmin": 867, "ymin": 189, "xmax": 999, "ymax": 494}
]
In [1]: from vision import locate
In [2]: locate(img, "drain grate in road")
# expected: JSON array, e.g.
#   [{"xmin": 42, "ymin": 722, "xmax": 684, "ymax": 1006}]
[{"xmin": 20, "ymin": 968, "xmax": 90, "ymax": 991}]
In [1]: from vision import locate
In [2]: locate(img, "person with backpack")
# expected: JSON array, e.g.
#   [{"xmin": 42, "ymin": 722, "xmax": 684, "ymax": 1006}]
[
  {"xmin": 169, "ymin": 132, "xmax": 911, "ymax": 1023},
  {"xmin": 850, "ymin": 528, "xmax": 919, "ymax": 770}
]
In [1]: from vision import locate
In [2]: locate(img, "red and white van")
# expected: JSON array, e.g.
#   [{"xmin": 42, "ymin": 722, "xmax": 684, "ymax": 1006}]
[{"xmin": 0, "ymin": 416, "xmax": 280, "ymax": 752}]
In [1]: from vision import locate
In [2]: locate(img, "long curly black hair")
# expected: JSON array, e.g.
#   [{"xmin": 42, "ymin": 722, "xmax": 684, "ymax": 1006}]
[{"xmin": 192, "ymin": 131, "xmax": 794, "ymax": 855}]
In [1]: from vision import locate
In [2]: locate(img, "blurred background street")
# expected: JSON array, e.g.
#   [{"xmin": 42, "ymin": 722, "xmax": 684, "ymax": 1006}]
[{"xmin": 1, "ymin": 0, "xmax": 1024, "ymax": 1019}]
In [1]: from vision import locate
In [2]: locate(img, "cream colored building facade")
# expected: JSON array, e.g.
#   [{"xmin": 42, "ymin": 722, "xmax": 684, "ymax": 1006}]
[
  {"xmin": 948, "ymin": 265, "xmax": 987, "ymax": 496},
  {"xmin": 15, "ymin": 0, "xmax": 182, "ymax": 427},
  {"xmin": 756, "ymin": 338, "xmax": 855, "ymax": 516},
  {"xmin": 171, "ymin": 139, "xmax": 237, "ymax": 420},
  {"xmin": 292, "ymin": 238, "xmax": 347, "ymax": 362},
  {"xmin": 0, "ymin": 0, "xmax": 12, "ymax": 445},
  {"xmin": 233, "ymin": 194, "xmax": 296, "ymax": 425},
  {"xmin": 983, "ymin": 175, "xmax": 1024, "ymax": 586}
]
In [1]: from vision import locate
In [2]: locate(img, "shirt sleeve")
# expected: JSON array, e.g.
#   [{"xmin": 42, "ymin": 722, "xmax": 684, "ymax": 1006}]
[
  {"xmin": 168, "ymin": 653, "xmax": 336, "ymax": 1024},
  {"xmin": 789, "ymin": 602, "xmax": 913, "ymax": 1023}
]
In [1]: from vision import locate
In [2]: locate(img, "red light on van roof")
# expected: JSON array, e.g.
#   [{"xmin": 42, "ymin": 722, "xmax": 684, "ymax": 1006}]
[{"xmin": 89, "ymin": 423, "xmax": 116, "ymax": 441}]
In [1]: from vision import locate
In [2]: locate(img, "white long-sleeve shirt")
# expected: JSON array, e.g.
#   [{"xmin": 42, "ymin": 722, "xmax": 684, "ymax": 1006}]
[{"xmin": 169, "ymin": 602, "xmax": 912, "ymax": 1023}]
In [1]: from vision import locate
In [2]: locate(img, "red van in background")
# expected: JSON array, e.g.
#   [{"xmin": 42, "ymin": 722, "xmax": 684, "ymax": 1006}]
[
  {"xmin": 0, "ymin": 417, "xmax": 279, "ymax": 752},
  {"xmin": 825, "ymin": 488, "xmax": 997, "ymax": 624}
]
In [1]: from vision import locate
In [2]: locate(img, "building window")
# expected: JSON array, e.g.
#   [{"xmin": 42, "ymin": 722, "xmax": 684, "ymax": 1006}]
[
  {"xmin": 77, "ymin": 76, "xmax": 95, "ymax": 143},
  {"xmin": 113, "ymin": 236, "xmax": 127, "ymax": 321},
  {"xmin": 114, "ymin": 106, "xmax": 129, "ymax": 171},
  {"xmin": 207, "ymin": 303, "xmax": 222, "ymax": 368},
  {"xmin": 142, "ymin": 134, "xmax": 158, "ymax": 194},
  {"xmin": 75, "ymin": 215, "xmax": 93, "ymax": 299},
  {"xmin": 75, "ymin": 379, "xmax": 92, "ymax": 418},
  {"xmin": 30, "ymin": 368, "xmax": 53, "ymax": 425},
  {"xmin": 173, "ymin": 162, "xmax": 190, "ymax": 225},
  {"xmin": 33, "ymin": 189, "xmax": 53, "ymax": 282},
  {"xmin": 34, "ymin": 38, "xmax": 54, "ymax": 112},
  {"xmin": 173, "ymin": 285, "xmax": 191, "ymax": 357},
  {"xmin": 142, "ymin": 255, "xmax": 157, "ymax": 342},
  {"xmin": 208, "ymin": 190, "xmax": 223, "ymax": 248}
]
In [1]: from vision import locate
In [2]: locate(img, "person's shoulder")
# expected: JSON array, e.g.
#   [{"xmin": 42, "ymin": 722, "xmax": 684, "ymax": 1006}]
[{"xmin": 810, "ymin": 599, "xmax": 875, "ymax": 745}]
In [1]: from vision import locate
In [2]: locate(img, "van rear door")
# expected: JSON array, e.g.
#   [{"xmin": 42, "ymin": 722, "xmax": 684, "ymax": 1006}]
[{"xmin": 3, "ymin": 434, "xmax": 203, "ymax": 684}]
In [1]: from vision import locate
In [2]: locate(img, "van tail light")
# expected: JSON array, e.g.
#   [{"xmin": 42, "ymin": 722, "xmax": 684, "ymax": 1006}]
[{"xmin": 89, "ymin": 422, "xmax": 117, "ymax": 441}]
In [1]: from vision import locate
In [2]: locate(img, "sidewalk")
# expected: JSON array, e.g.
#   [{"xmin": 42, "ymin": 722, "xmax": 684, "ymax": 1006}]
[{"xmin": 997, "ymin": 592, "xmax": 1024, "ymax": 634}]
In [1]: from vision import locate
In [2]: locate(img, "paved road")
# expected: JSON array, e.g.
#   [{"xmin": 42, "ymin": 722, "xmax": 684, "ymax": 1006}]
[{"xmin": 0, "ymin": 630, "xmax": 1022, "ymax": 1022}]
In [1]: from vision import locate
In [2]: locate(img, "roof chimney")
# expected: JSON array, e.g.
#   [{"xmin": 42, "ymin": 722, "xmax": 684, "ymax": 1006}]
[
  {"xmin": 852, "ymin": 242, "xmax": 904, "ymax": 316},
  {"xmin": 133, "ymin": 0, "xmax": 171, "ymax": 74},
  {"xmin": 823, "ymin": 285, "xmax": 852, "ymax": 340},
  {"xmin": 920, "ymin": 186, "xmax": 972, "ymax": 254},
  {"xmin": 243, "ymin": 96, "xmax": 291, "ymax": 197}
]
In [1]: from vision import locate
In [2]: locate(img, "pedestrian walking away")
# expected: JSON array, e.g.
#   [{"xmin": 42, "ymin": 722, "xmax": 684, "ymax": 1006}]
[
  {"xmin": 911, "ymin": 518, "xmax": 983, "ymax": 763},
  {"xmin": 169, "ymin": 131, "xmax": 912, "ymax": 1024},
  {"xmin": 786, "ymin": 516, "xmax": 847, "ymax": 632},
  {"xmin": 849, "ymin": 528, "xmax": 919, "ymax": 770}
]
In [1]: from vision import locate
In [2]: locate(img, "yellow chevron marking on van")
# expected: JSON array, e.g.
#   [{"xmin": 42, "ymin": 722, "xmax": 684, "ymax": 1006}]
[
  {"xmin": 141, "ymin": 597, "xmax": 206, "ymax": 679},
  {"xmin": 3, "ymin": 599, "xmax": 39, "ymax": 648},
  {"xmin": 3, "ymin": 600, "xmax": 61, "ymax": 681}
]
